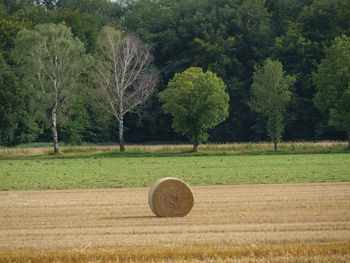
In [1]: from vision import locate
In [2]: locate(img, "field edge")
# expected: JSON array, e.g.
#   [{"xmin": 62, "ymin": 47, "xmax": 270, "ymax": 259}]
[{"xmin": 1, "ymin": 241, "xmax": 349, "ymax": 263}]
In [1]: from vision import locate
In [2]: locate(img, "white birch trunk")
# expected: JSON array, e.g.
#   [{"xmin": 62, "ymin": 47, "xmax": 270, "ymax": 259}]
[
  {"xmin": 119, "ymin": 115, "xmax": 125, "ymax": 152},
  {"xmin": 51, "ymin": 104, "xmax": 59, "ymax": 154}
]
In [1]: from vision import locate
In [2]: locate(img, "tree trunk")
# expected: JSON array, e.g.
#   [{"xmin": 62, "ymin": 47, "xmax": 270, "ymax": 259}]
[
  {"xmin": 348, "ymin": 129, "xmax": 350, "ymax": 150},
  {"xmin": 51, "ymin": 107, "xmax": 59, "ymax": 154},
  {"xmin": 274, "ymin": 140, "xmax": 277, "ymax": 152},
  {"xmin": 119, "ymin": 116, "xmax": 125, "ymax": 152},
  {"xmin": 192, "ymin": 134, "xmax": 199, "ymax": 152},
  {"xmin": 193, "ymin": 143, "xmax": 198, "ymax": 152}
]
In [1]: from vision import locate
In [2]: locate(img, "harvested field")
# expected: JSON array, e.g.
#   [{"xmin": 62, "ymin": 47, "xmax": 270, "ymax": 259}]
[{"xmin": 1, "ymin": 183, "xmax": 350, "ymax": 262}]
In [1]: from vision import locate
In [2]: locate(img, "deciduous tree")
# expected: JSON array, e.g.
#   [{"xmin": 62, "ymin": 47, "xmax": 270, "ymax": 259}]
[
  {"xmin": 250, "ymin": 59, "xmax": 295, "ymax": 151},
  {"xmin": 94, "ymin": 26, "xmax": 157, "ymax": 152},
  {"xmin": 158, "ymin": 67, "xmax": 229, "ymax": 152},
  {"xmin": 13, "ymin": 23, "xmax": 89, "ymax": 153},
  {"xmin": 313, "ymin": 35, "xmax": 350, "ymax": 148}
]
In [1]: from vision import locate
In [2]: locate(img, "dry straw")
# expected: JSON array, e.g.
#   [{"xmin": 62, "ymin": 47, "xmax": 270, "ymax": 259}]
[{"xmin": 148, "ymin": 177, "xmax": 194, "ymax": 217}]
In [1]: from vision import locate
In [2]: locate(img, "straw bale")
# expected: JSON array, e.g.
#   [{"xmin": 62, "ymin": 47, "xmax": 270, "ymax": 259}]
[{"xmin": 148, "ymin": 177, "xmax": 194, "ymax": 217}]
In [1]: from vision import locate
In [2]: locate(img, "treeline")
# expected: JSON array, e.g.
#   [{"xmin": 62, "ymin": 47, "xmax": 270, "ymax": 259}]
[{"xmin": 1, "ymin": 0, "xmax": 349, "ymax": 146}]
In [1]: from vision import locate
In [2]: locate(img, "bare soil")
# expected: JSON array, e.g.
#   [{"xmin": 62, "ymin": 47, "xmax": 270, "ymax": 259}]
[{"xmin": 1, "ymin": 183, "xmax": 350, "ymax": 262}]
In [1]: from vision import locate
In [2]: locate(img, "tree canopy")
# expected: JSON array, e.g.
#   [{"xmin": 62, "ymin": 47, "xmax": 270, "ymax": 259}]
[
  {"xmin": 0, "ymin": 53, "xmax": 23, "ymax": 145},
  {"xmin": 313, "ymin": 35, "xmax": 350, "ymax": 148},
  {"xmin": 13, "ymin": 23, "xmax": 89, "ymax": 153},
  {"xmin": 250, "ymin": 59, "xmax": 295, "ymax": 151},
  {"xmin": 1, "ymin": 0, "xmax": 350, "ymax": 147},
  {"xmin": 94, "ymin": 26, "xmax": 157, "ymax": 152},
  {"xmin": 159, "ymin": 67, "xmax": 229, "ymax": 151}
]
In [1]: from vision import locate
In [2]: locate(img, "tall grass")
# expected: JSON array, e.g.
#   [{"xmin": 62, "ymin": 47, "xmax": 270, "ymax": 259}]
[
  {"xmin": 0, "ymin": 141, "xmax": 348, "ymax": 158},
  {"xmin": 200, "ymin": 141, "xmax": 348, "ymax": 153}
]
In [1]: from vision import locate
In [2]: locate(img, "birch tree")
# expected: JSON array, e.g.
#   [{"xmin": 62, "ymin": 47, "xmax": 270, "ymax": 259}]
[
  {"xmin": 13, "ymin": 23, "xmax": 88, "ymax": 153},
  {"xmin": 95, "ymin": 27, "xmax": 157, "ymax": 152}
]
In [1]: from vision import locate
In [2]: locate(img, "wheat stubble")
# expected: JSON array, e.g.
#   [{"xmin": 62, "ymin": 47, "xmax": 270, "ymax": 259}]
[{"xmin": 0, "ymin": 183, "xmax": 349, "ymax": 262}]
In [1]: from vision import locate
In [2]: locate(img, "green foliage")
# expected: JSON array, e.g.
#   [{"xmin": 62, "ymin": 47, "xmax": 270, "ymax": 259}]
[
  {"xmin": 1, "ymin": 0, "xmax": 350, "ymax": 146},
  {"xmin": 13, "ymin": 23, "xmax": 88, "ymax": 112},
  {"xmin": 13, "ymin": 23, "xmax": 90, "ymax": 152},
  {"xmin": 0, "ymin": 17, "xmax": 25, "ymax": 62},
  {"xmin": 271, "ymin": 0, "xmax": 350, "ymax": 141},
  {"xmin": 0, "ymin": 53, "xmax": 24, "ymax": 145},
  {"xmin": 0, "ymin": 0, "xmax": 34, "ymax": 14},
  {"xmin": 54, "ymin": 8, "xmax": 99, "ymax": 53},
  {"xmin": 58, "ymin": 0, "xmax": 122, "ymax": 18},
  {"xmin": 9, "ymin": 5, "xmax": 100, "ymax": 53},
  {"xmin": 313, "ymin": 35, "xmax": 350, "ymax": 147},
  {"xmin": 299, "ymin": 0, "xmax": 350, "ymax": 44},
  {"xmin": 125, "ymin": 0, "xmax": 276, "ymax": 142},
  {"xmin": 159, "ymin": 67, "xmax": 229, "ymax": 151},
  {"xmin": 267, "ymin": 0, "xmax": 313, "ymax": 35},
  {"xmin": 60, "ymin": 100, "xmax": 91, "ymax": 145},
  {"xmin": 250, "ymin": 59, "xmax": 295, "ymax": 150}
]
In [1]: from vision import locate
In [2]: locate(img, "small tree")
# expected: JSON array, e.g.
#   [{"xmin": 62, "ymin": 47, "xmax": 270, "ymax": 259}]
[
  {"xmin": 158, "ymin": 67, "xmax": 229, "ymax": 152},
  {"xmin": 250, "ymin": 59, "xmax": 295, "ymax": 151},
  {"xmin": 313, "ymin": 35, "xmax": 350, "ymax": 148},
  {"xmin": 13, "ymin": 23, "xmax": 88, "ymax": 153},
  {"xmin": 94, "ymin": 26, "xmax": 157, "ymax": 152}
]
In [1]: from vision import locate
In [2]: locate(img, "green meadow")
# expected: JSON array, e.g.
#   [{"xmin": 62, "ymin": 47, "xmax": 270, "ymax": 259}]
[{"xmin": 0, "ymin": 154, "xmax": 349, "ymax": 191}]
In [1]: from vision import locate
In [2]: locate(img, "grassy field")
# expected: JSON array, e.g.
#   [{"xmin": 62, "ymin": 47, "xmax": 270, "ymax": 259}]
[
  {"xmin": 1, "ymin": 183, "xmax": 349, "ymax": 262},
  {"xmin": 0, "ymin": 154, "xmax": 349, "ymax": 191}
]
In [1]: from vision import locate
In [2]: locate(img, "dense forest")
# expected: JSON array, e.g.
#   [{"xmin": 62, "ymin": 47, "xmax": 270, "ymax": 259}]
[{"xmin": 0, "ymin": 0, "xmax": 349, "ymax": 147}]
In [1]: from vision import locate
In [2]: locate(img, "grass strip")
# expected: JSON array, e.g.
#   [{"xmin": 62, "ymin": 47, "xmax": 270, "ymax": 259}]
[
  {"xmin": 0, "ymin": 141, "xmax": 349, "ymax": 160},
  {"xmin": 1, "ymin": 154, "xmax": 349, "ymax": 190}
]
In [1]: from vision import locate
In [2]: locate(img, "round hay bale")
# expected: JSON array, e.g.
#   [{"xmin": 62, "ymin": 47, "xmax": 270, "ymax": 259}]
[{"xmin": 148, "ymin": 177, "xmax": 194, "ymax": 217}]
